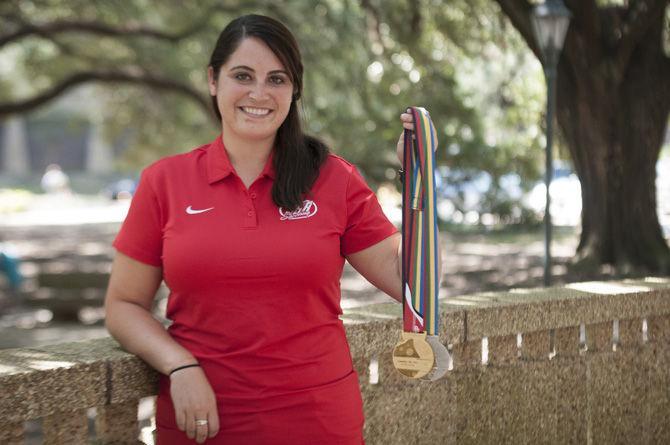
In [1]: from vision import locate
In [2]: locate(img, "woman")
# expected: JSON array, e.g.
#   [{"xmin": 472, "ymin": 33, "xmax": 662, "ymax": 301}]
[{"xmin": 105, "ymin": 14, "xmax": 433, "ymax": 445}]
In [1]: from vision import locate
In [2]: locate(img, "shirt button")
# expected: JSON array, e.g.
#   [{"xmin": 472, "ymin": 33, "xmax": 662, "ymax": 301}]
[
  {"xmin": 250, "ymin": 193, "xmax": 257, "ymax": 199},
  {"xmin": 247, "ymin": 211, "xmax": 253, "ymax": 217}
]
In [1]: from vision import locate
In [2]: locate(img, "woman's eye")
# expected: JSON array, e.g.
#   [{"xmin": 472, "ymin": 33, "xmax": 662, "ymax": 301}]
[
  {"xmin": 269, "ymin": 76, "xmax": 286, "ymax": 85},
  {"xmin": 235, "ymin": 73, "xmax": 251, "ymax": 81}
]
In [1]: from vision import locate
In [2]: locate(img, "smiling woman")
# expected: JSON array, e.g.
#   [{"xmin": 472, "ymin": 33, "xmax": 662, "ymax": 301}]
[
  {"xmin": 104, "ymin": 13, "xmax": 426, "ymax": 445},
  {"xmin": 208, "ymin": 38, "xmax": 293, "ymax": 149},
  {"xmin": 204, "ymin": 15, "xmax": 320, "ymax": 201}
]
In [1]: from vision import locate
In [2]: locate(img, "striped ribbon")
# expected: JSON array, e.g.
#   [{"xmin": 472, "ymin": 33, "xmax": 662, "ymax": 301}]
[{"xmin": 401, "ymin": 107, "xmax": 440, "ymax": 336}]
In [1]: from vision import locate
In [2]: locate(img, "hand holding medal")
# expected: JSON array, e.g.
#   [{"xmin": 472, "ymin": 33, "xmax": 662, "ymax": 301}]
[{"xmin": 392, "ymin": 107, "xmax": 451, "ymax": 381}]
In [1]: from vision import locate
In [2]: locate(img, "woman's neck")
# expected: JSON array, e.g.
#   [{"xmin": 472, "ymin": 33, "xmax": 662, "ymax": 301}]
[
  {"xmin": 221, "ymin": 131, "xmax": 274, "ymax": 170},
  {"xmin": 222, "ymin": 133, "xmax": 274, "ymax": 161}
]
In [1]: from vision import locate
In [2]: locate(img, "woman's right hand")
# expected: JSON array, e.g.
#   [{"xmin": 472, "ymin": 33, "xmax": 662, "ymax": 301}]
[
  {"xmin": 169, "ymin": 366, "xmax": 220, "ymax": 443},
  {"xmin": 397, "ymin": 107, "xmax": 438, "ymax": 164}
]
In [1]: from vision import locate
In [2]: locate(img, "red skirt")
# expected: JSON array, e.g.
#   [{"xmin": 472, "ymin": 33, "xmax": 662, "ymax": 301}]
[{"xmin": 155, "ymin": 370, "xmax": 365, "ymax": 445}]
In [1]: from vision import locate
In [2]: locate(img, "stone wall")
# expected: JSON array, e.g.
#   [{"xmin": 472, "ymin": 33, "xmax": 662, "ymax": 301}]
[{"xmin": 1, "ymin": 278, "xmax": 669, "ymax": 444}]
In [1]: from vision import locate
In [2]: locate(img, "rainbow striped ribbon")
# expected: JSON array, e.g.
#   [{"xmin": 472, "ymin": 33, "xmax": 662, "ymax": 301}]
[{"xmin": 401, "ymin": 107, "xmax": 440, "ymax": 336}]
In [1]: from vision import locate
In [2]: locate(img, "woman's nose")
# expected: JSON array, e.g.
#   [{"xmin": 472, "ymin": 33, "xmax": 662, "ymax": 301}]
[{"xmin": 248, "ymin": 82, "xmax": 269, "ymax": 100}]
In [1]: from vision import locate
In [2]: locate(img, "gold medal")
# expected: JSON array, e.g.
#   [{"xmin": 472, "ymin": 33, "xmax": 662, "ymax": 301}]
[
  {"xmin": 392, "ymin": 331, "xmax": 435, "ymax": 379},
  {"xmin": 392, "ymin": 332, "xmax": 451, "ymax": 380}
]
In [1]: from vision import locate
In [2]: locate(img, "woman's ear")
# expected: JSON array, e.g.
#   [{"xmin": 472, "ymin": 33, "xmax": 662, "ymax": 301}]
[{"xmin": 207, "ymin": 66, "xmax": 217, "ymax": 96}]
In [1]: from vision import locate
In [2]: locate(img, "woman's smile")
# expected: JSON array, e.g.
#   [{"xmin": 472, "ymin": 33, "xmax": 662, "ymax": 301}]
[
  {"xmin": 208, "ymin": 37, "xmax": 293, "ymax": 143},
  {"xmin": 239, "ymin": 106, "xmax": 273, "ymax": 117}
]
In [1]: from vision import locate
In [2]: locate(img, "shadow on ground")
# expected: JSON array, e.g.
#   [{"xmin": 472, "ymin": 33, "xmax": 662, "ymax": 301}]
[{"xmin": 0, "ymin": 223, "xmax": 590, "ymax": 350}]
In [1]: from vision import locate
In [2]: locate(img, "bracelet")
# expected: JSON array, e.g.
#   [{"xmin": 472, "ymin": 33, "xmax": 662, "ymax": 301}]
[{"xmin": 169, "ymin": 363, "xmax": 200, "ymax": 376}]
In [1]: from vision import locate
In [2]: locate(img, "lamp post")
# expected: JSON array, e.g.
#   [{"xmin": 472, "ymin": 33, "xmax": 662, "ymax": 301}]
[{"xmin": 531, "ymin": 0, "xmax": 571, "ymax": 287}]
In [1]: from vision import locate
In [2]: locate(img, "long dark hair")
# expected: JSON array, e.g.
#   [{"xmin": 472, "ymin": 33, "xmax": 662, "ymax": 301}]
[{"xmin": 208, "ymin": 14, "xmax": 328, "ymax": 211}]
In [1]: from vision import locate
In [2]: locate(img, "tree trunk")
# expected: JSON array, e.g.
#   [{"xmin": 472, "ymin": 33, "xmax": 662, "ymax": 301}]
[{"xmin": 556, "ymin": 8, "xmax": 670, "ymax": 274}]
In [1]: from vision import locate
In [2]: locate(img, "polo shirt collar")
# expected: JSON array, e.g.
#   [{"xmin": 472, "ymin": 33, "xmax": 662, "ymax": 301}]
[{"xmin": 207, "ymin": 135, "xmax": 276, "ymax": 184}]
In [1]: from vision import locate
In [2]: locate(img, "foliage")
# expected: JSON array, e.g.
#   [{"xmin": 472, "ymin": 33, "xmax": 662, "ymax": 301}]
[{"xmin": 0, "ymin": 0, "xmax": 546, "ymax": 211}]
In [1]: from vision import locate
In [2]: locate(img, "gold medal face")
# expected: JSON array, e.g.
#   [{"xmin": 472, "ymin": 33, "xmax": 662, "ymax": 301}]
[{"xmin": 392, "ymin": 332, "xmax": 435, "ymax": 379}]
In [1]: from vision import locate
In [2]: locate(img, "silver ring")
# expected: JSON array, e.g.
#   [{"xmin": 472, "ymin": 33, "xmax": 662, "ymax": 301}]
[{"xmin": 195, "ymin": 419, "xmax": 208, "ymax": 426}]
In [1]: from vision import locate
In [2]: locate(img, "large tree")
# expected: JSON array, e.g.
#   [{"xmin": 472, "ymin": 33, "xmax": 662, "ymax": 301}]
[
  {"xmin": 495, "ymin": 0, "xmax": 670, "ymax": 273},
  {"xmin": 0, "ymin": 0, "xmax": 544, "ymax": 197}
]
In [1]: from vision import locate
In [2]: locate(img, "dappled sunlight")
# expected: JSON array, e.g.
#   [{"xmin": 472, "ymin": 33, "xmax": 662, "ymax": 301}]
[
  {"xmin": 11, "ymin": 350, "xmax": 53, "ymax": 359},
  {"xmin": 509, "ymin": 288, "xmax": 539, "ymax": 295},
  {"xmin": 0, "ymin": 349, "xmax": 77, "ymax": 372},
  {"xmin": 1, "ymin": 194, "xmax": 130, "ymax": 227},
  {"xmin": 448, "ymin": 299, "xmax": 483, "ymax": 307},
  {"xmin": 0, "ymin": 363, "xmax": 22, "ymax": 373},
  {"xmin": 449, "ymin": 294, "xmax": 502, "ymax": 305},
  {"xmin": 459, "ymin": 294, "xmax": 501, "ymax": 301},
  {"xmin": 566, "ymin": 282, "xmax": 651, "ymax": 295},
  {"xmin": 27, "ymin": 359, "xmax": 76, "ymax": 370},
  {"xmin": 457, "ymin": 242, "xmax": 528, "ymax": 256},
  {"xmin": 77, "ymin": 242, "xmax": 109, "ymax": 256}
]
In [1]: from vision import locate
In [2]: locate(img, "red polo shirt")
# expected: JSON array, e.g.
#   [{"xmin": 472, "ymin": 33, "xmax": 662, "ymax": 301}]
[{"xmin": 113, "ymin": 136, "xmax": 398, "ymax": 444}]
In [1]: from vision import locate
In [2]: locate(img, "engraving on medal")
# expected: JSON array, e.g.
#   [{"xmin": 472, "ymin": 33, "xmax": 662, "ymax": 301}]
[{"xmin": 392, "ymin": 332, "xmax": 435, "ymax": 379}]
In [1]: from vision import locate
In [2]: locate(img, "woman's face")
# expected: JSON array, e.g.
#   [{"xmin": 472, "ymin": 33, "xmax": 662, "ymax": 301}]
[{"xmin": 208, "ymin": 37, "xmax": 294, "ymax": 144}]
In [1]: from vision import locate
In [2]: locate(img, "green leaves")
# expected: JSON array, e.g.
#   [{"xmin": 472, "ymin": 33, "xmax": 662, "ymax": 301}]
[{"xmin": 1, "ymin": 0, "xmax": 546, "ymax": 198}]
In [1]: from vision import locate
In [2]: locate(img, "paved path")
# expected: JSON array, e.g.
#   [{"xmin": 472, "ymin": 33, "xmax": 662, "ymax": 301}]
[{"xmin": 0, "ymin": 218, "xmax": 582, "ymax": 350}]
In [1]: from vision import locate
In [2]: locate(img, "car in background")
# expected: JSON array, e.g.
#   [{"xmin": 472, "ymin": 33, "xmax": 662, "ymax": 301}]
[
  {"xmin": 434, "ymin": 166, "xmax": 527, "ymax": 225},
  {"xmin": 102, "ymin": 178, "xmax": 137, "ymax": 200},
  {"xmin": 524, "ymin": 163, "xmax": 582, "ymax": 227}
]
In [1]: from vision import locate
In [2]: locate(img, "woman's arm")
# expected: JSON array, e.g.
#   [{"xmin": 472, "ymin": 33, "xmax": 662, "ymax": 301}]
[
  {"xmin": 105, "ymin": 252, "xmax": 220, "ymax": 442},
  {"xmin": 345, "ymin": 233, "xmax": 442, "ymax": 304},
  {"xmin": 104, "ymin": 252, "xmax": 196, "ymax": 374},
  {"xmin": 346, "ymin": 107, "xmax": 442, "ymax": 304},
  {"xmin": 346, "ymin": 233, "xmax": 402, "ymax": 302}
]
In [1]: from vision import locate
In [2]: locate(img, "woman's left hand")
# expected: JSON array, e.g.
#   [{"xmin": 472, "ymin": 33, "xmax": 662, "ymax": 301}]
[{"xmin": 396, "ymin": 108, "xmax": 438, "ymax": 164}]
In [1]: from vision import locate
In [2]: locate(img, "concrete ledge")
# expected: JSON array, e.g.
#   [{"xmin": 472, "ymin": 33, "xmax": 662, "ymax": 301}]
[
  {"xmin": 344, "ymin": 278, "xmax": 670, "ymax": 346},
  {"xmin": 0, "ymin": 337, "xmax": 156, "ymax": 423},
  {"xmin": 1, "ymin": 278, "xmax": 669, "ymax": 443}
]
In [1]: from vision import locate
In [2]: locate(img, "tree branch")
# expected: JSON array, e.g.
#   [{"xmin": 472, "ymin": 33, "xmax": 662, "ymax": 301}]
[
  {"xmin": 493, "ymin": 0, "xmax": 541, "ymax": 60},
  {"xmin": 496, "ymin": 0, "xmax": 606, "ymax": 75},
  {"xmin": 0, "ymin": 3, "xmax": 238, "ymax": 49},
  {"xmin": 616, "ymin": 0, "xmax": 669, "ymax": 71},
  {"xmin": 360, "ymin": 0, "xmax": 385, "ymax": 50},
  {"xmin": 563, "ymin": 0, "xmax": 601, "ymax": 37},
  {"xmin": 409, "ymin": 0, "xmax": 422, "ymax": 36},
  {"xmin": 0, "ymin": 69, "xmax": 212, "ymax": 119},
  {"xmin": 0, "ymin": 20, "xmax": 179, "ymax": 48}
]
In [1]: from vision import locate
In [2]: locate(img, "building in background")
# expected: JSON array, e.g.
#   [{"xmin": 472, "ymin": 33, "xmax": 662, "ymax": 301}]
[{"xmin": 0, "ymin": 86, "xmax": 128, "ymax": 192}]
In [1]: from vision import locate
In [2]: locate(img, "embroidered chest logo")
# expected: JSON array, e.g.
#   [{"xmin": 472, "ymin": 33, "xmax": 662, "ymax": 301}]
[
  {"xmin": 186, "ymin": 206, "xmax": 214, "ymax": 215},
  {"xmin": 279, "ymin": 200, "xmax": 318, "ymax": 221}
]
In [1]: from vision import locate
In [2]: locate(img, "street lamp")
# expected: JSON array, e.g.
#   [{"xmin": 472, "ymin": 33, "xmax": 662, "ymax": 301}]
[{"xmin": 531, "ymin": 0, "xmax": 571, "ymax": 287}]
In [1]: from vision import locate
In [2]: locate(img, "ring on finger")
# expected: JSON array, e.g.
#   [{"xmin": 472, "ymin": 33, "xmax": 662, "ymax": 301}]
[{"xmin": 195, "ymin": 419, "xmax": 208, "ymax": 426}]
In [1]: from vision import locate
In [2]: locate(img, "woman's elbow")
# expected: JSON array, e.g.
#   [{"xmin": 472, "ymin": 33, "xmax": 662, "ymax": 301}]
[{"xmin": 103, "ymin": 294, "xmax": 120, "ymax": 338}]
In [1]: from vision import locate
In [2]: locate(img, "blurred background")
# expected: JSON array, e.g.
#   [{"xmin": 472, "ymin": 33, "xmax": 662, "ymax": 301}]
[
  {"xmin": 1, "ymin": 0, "xmax": 669, "ymax": 344},
  {"xmin": 1, "ymin": 0, "xmax": 669, "ymax": 442}
]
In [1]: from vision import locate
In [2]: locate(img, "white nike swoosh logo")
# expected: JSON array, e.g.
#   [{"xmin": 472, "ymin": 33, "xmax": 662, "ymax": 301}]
[{"xmin": 186, "ymin": 206, "xmax": 214, "ymax": 215}]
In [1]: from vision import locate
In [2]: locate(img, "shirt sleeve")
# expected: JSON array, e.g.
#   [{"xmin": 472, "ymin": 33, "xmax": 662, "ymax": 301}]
[
  {"xmin": 112, "ymin": 168, "xmax": 164, "ymax": 267},
  {"xmin": 341, "ymin": 166, "xmax": 399, "ymax": 256}
]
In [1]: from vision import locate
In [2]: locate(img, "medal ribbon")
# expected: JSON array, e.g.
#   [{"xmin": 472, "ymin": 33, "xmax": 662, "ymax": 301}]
[{"xmin": 401, "ymin": 107, "xmax": 439, "ymax": 335}]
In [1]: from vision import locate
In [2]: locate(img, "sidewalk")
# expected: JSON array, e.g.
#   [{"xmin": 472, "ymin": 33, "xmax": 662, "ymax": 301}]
[{"xmin": 0, "ymin": 193, "xmax": 583, "ymax": 350}]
